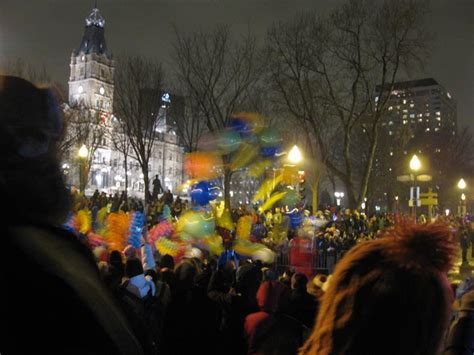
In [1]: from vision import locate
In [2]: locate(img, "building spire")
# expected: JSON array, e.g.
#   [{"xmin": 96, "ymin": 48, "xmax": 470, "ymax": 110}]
[{"xmin": 86, "ymin": 6, "xmax": 105, "ymax": 28}]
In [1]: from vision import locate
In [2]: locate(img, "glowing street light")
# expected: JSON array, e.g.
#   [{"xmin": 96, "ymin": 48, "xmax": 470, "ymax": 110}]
[
  {"xmin": 334, "ymin": 191, "xmax": 344, "ymax": 206},
  {"xmin": 288, "ymin": 145, "xmax": 302, "ymax": 164},
  {"xmin": 409, "ymin": 154, "xmax": 421, "ymax": 172},
  {"xmin": 78, "ymin": 144, "xmax": 89, "ymax": 158},
  {"xmin": 458, "ymin": 178, "xmax": 467, "ymax": 190},
  {"xmin": 409, "ymin": 154, "xmax": 421, "ymax": 223}
]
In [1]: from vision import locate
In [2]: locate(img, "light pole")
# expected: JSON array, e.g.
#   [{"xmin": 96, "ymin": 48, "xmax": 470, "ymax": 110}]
[
  {"xmin": 334, "ymin": 192, "xmax": 344, "ymax": 207},
  {"xmin": 458, "ymin": 178, "xmax": 467, "ymax": 217},
  {"xmin": 409, "ymin": 154, "xmax": 421, "ymax": 222},
  {"xmin": 287, "ymin": 145, "xmax": 303, "ymax": 195},
  {"xmin": 78, "ymin": 144, "xmax": 89, "ymax": 194}
]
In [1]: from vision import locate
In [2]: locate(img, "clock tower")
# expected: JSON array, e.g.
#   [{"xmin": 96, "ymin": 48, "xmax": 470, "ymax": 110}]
[{"xmin": 69, "ymin": 6, "xmax": 114, "ymax": 117}]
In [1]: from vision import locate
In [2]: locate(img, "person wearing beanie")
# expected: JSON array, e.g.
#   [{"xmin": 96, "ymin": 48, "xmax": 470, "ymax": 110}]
[
  {"xmin": 300, "ymin": 222, "xmax": 457, "ymax": 355},
  {"xmin": 0, "ymin": 76, "xmax": 142, "ymax": 354}
]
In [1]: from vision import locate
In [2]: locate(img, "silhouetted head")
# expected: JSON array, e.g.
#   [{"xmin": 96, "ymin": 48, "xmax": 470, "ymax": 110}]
[{"xmin": 0, "ymin": 76, "xmax": 70, "ymax": 225}]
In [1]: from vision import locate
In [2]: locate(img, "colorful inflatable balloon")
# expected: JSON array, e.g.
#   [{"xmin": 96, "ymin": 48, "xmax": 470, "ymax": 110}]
[
  {"xmin": 177, "ymin": 210, "xmax": 216, "ymax": 239},
  {"xmin": 218, "ymin": 129, "xmax": 242, "ymax": 153},
  {"xmin": 184, "ymin": 152, "xmax": 222, "ymax": 180},
  {"xmin": 190, "ymin": 181, "xmax": 218, "ymax": 206}
]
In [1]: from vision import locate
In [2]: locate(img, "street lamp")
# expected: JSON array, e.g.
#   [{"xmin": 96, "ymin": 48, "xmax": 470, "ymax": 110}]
[
  {"xmin": 288, "ymin": 145, "xmax": 302, "ymax": 164},
  {"xmin": 458, "ymin": 178, "xmax": 467, "ymax": 217},
  {"xmin": 409, "ymin": 154, "xmax": 421, "ymax": 171},
  {"xmin": 458, "ymin": 178, "xmax": 467, "ymax": 190},
  {"xmin": 409, "ymin": 154, "xmax": 421, "ymax": 222},
  {"xmin": 78, "ymin": 144, "xmax": 88, "ymax": 194},
  {"xmin": 334, "ymin": 191, "xmax": 344, "ymax": 207}
]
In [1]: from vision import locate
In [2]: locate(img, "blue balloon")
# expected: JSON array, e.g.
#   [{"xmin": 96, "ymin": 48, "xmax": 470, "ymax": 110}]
[
  {"xmin": 289, "ymin": 211, "xmax": 303, "ymax": 228},
  {"xmin": 191, "ymin": 181, "xmax": 218, "ymax": 206},
  {"xmin": 260, "ymin": 145, "xmax": 281, "ymax": 158},
  {"xmin": 230, "ymin": 117, "xmax": 252, "ymax": 136}
]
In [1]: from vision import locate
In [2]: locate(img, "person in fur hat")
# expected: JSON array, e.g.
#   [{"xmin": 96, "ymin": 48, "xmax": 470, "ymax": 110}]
[{"xmin": 300, "ymin": 222, "xmax": 456, "ymax": 355}]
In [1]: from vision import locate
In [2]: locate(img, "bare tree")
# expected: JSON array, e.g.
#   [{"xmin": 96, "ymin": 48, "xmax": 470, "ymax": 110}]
[
  {"xmin": 171, "ymin": 88, "xmax": 205, "ymax": 153},
  {"xmin": 172, "ymin": 24, "xmax": 265, "ymax": 208},
  {"xmin": 62, "ymin": 102, "xmax": 108, "ymax": 192},
  {"xmin": 110, "ymin": 117, "xmax": 133, "ymax": 197},
  {"xmin": 113, "ymin": 55, "xmax": 165, "ymax": 203},
  {"xmin": 267, "ymin": 0, "xmax": 431, "ymax": 208},
  {"xmin": 0, "ymin": 57, "xmax": 51, "ymax": 85}
]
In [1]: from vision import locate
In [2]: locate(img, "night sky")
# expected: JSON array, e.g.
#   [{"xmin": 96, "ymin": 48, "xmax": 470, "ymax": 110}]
[{"xmin": 0, "ymin": 0, "xmax": 472, "ymax": 128}]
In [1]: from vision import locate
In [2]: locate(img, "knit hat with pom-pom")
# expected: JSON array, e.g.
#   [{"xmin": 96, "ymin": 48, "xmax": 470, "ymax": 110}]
[{"xmin": 301, "ymin": 222, "xmax": 457, "ymax": 355}]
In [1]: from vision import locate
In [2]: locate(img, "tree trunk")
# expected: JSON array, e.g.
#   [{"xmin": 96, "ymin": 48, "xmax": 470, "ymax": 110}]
[
  {"xmin": 124, "ymin": 157, "xmax": 129, "ymax": 199},
  {"xmin": 143, "ymin": 163, "xmax": 151, "ymax": 204},
  {"xmin": 311, "ymin": 176, "xmax": 320, "ymax": 215},
  {"xmin": 357, "ymin": 129, "xmax": 379, "ymax": 209}
]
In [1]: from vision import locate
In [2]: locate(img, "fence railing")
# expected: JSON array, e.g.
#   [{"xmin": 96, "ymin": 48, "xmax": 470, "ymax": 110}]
[{"xmin": 275, "ymin": 245, "xmax": 349, "ymax": 277}]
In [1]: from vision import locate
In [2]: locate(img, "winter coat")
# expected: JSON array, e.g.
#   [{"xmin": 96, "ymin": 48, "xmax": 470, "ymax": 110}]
[{"xmin": 1, "ymin": 223, "xmax": 142, "ymax": 354}]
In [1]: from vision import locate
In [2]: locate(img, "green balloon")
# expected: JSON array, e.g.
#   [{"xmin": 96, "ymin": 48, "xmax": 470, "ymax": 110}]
[
  {"xmin": 259, "ymin": 128, "xmax": 281, "ymax": 147},
  {"xmin": 218, "ymin": 130, "xmax": 242, "ymax": 153},
  {"xmin": 281, "ymin": 189, "xmax": 301, "ymax": 207},
  {"xmin": 183, "ymin": 212, "xmax": 216, "ymax": 238}
]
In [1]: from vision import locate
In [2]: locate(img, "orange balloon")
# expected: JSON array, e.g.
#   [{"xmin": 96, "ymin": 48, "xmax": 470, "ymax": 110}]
[{"xmin": 184, "ymin": 152, "xmax": 222, "ymax": 180}]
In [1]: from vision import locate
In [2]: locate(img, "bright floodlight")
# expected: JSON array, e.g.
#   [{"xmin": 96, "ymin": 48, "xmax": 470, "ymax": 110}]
[
  {"xmin": 409, "ymin": 154, "xmax": 421, "ymax": 171},
  {"xmin": 458, "ymin": 178, "xmax": 467, "ymax": 190},
  {"xmin": 461, "ymin": 193, "xmax": 466, "ymax": 201},
  {"xmin": 78, "ymin": 144, "xmax": 88, "ymax": 158},
  {"xmin": 288, "ymin": 145, "xmax": 302, "ymax": 164}
]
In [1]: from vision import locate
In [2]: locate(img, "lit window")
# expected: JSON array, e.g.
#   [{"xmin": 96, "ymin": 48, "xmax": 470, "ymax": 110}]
[
  {"xmin": 410, "ymin": 113, "xmax": 415, "ymax": 118},
  {"xmin": 403, "ymin": 109, "xmax": 408, "ymax": 113},
  {"xmin": 388, "ymin": 106, "xmax": 393, "ymax": 111},
  {"xmin": 403, "ymin": 99, "xmax": 407, "ymax": 104},
  {"xmin": 436, "ymin": 111, "xmax": 441, "ymax": 116},
  {"xmin": 389, "ymin": 121, "xmax": 393, "ymax": 125},
  {"xmin": 389, "ymin": 168, "xmax": 392, "ymax": 172},
  {"xmin": 418, "ymin": 118, "xmax": 423, "ymax": 122},
  {"xmin": 435, "ymin": 148, "xmax": 441, "ymax": 153},
  {"xmin": 375, "ymin": 96, "xmax": 379, "ymax": 102},
  {"xmin": 389, "ymin": 151, "xmax": 393, "ymax": 156},
  {"xmin": 410, "ymin": 103, "xmax": 414, "ymax": 108},
  {"xmin": 447, "ymin": 92, "xmax": 451, "ymax": 99},
  {"xmin": 436, "ymin": 116, "xmax": 441, "ymax": 121},
  {"xmin": 403, "ymin": 120, "xmax": 407, "ymax": 125},
  {"xmin": 425, "ymin": 113, "xmax": 430, "ymax": 117},
  {"xmin": 435, "ymin": 128, "xmax": 440, "ymax": 132},
  {"xmin": 389, "ymin": 131, "xmax": 393, "ymax": 136},
  {"xmin": 403, "ymin": 115, "xmax": 407, "ymax": 119},
  {"xmin": 425, "ymin": 128, "xmax": 430, "ymax": 132}
]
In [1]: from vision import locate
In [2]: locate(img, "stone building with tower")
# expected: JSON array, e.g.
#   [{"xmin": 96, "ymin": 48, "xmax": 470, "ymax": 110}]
[{"xmin": 63, "ymin": 6, "xmax": 184, "ymax": 198}]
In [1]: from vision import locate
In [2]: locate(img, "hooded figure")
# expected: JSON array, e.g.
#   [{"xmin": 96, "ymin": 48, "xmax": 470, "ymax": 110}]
[
  {"xmin": 244, "ymin": 281, "xmax": 305, "ymax": 355},
  {"xmin": 300, "ymin": 222, "xmax": 457, "ymax": 355}
]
